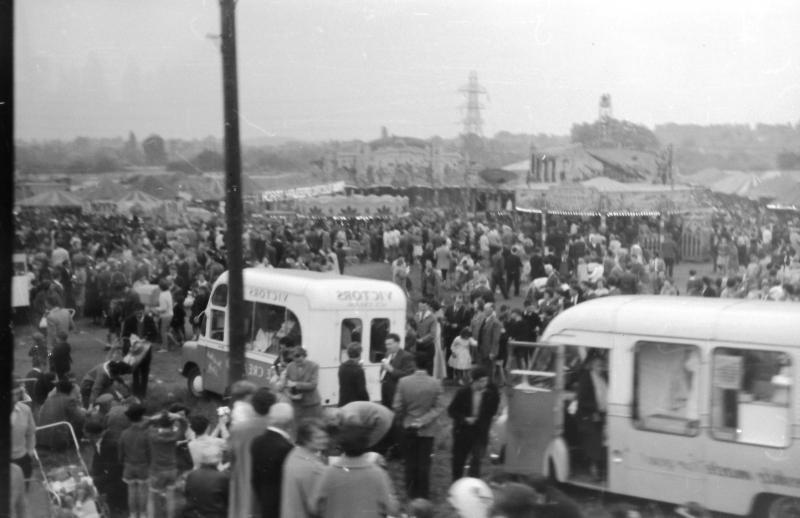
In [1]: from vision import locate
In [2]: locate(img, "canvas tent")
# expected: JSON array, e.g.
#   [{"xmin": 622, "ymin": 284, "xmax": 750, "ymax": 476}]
[
  {"xmin": 16, "ymin": 190, "xmax": 84, "ymax": 208},
  {"xmin": 79, "ymin": 178, "xmax": 127, "ymax": 201},
  {"xmin": 116, "ymin": 190, "xmax": 164, "ymax": 213}
]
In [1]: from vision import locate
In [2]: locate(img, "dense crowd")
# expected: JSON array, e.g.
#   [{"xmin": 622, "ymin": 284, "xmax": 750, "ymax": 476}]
[{"xmin": 11, "ymin": 200, "xmax": 798, "ymax": 518}]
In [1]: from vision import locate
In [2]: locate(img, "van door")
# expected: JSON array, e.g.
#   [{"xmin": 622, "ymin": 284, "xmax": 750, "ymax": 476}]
[
  {"xmin": 610, "ymin": 339, "xmax": 706, "ymax": 505},
  {"xmin": 202, "ymin": 306, "xmax": 230, "ymax": 395},
  {"xmin": 503, "ymin": 340, "xmax": 562, "ymax": 477},
  {"xmin": 336, "ymin": 314, "xmax": 392, "ymax": 404}
]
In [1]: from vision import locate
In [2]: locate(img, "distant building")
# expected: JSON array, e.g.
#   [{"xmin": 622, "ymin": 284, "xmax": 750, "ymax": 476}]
[{"xmin": 323, "ymin": 131, "xmax": 464, "ymax": 188}]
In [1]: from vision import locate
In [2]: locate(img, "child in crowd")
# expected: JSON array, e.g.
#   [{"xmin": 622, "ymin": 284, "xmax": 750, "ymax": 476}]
[{"xmin": 449, "ymin": 328, "xmax": 476, "ymax": 384}]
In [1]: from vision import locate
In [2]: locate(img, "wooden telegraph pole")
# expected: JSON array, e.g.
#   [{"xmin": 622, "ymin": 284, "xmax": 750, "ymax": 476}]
[{"xmin": 219, "ymin": 0, "xmax": 245, "ymax": 384}]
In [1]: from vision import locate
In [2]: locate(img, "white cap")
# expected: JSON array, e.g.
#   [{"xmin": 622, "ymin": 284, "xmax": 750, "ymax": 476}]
[{"xmin": 448, "ymin": 477, "xmax": 493, "ymax": 518}]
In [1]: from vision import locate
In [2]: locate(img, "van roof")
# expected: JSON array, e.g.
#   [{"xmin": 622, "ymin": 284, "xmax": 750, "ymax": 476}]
[
  {"xmin": 215, "ymin": 268, "xmax": 407, "ymax": 311},
  {"xmin": 543, "ymin": 296, "xmax": 800, "ymax": 347}
]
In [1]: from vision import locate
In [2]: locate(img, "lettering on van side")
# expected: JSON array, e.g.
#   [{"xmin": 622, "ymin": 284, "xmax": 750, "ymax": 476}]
[
  {"xmin": 641, "ymin": 454, "xmax": 755, "ymax": 482},
  {"xmin": 336, "ymin": 290, "xmax": 392, "ymax": 306},
  {"xmin": 246, "ymin": 286, "xmax": 289, "ymax": 303}
]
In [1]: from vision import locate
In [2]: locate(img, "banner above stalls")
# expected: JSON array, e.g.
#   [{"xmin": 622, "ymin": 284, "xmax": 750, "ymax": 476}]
[
  {"xmin": 515, "ymin": 184, "xmax": 603, "ymax": 216},
  {"xmin": 295, "ymin": 194, "xmax": 409, "ymax": 218},
  {"xmin": 261, "ymin": 181, "xmax": 346, "ymax": 202},
  {"xmin": 515, "ymin": 180, "xmax": 703, "ymax": 216}
]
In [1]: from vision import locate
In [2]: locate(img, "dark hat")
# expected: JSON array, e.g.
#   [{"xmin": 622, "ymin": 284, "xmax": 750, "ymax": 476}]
[{"xmin": 124, "ymin": 403, "xmax": 147, "ymax": 421}]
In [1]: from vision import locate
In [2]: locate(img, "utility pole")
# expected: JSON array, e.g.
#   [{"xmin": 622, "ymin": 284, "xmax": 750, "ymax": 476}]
[{"xmin": 220, "ymin": 0, "xmax": 245, "ymax": 384}]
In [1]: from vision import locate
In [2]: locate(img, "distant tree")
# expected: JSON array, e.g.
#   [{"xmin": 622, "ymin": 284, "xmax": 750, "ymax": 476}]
[
  {"xmin": 123, "ymin": 131, "xmax": 143, "ymax": 166},
  {"xmin": 194, "ymin": 149, "xmax": 224, "ymax": 171},
  {"xmin": 166, "ymin": 160, "xmax": 197, "ymax": 174},
  {"xmin": 66, "ymin": 157, "xmax": 91, "ymax": 174},
  {"xmin": 142, "ymin": 134, "xmax": 167, "ymax": 166},
  {"xmin": 91, "ymin": 149, "xmax": 121, "ymax": 173},
  {"xmin": 571, "ymin": 118, "xmax": 660, "ymax": 152},
  {"xmin": 777, "ymin": 151, "xmax": 800, "ymax": 170}
]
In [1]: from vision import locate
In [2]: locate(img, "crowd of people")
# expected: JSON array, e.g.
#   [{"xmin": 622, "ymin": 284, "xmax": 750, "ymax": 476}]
[{"xmin": 11, "ymin": 199, "xmax": 799, "ymax": 518}]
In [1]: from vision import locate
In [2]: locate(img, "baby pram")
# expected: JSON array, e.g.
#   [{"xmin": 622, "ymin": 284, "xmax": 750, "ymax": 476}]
[{"xmin": 33, "ymin": 421, "xmax": 110, "ymax": 518}]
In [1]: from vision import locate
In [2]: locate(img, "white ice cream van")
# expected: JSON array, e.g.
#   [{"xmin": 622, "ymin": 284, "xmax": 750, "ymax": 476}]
[
  {"xmin": 181, "ymin": 268, "xmax": 407, "ymax": 405},
  {"xmin": 500, "ymin": 296, "xmax": 799, "ymax": 517}
]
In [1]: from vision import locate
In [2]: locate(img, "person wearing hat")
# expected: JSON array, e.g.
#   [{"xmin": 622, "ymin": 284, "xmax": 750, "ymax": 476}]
[
  {"xmin": 11, "ymin": 379, "xmax": 36, "ymax": 487},
  {"xmin": 183, "ymin": 446, "xmax": 230, "ymax": 518},
  {"xmin": 311, "ymin": 423, "xmax": 399, "ymax": 518},
  {"xmin": 447, "ymin": 477, "xmax": 494, "ymax": 518}
]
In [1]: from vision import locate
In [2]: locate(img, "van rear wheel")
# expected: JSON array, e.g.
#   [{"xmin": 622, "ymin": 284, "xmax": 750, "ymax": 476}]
[
  {"xmin": 768, "ymin": 496, "xmax": 800, "ymax": 518},
  {"xmin": 186, "ymin": 366, "xmax": 204, "ymax": 398}
]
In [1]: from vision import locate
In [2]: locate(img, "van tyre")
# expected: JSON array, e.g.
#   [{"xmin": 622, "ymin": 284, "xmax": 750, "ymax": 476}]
[
  {"xmin": 186, "ymin": 366, "xmax": 204, "ymax": 398},
  {"xmin": 767, "ymin": 496, "xmax": 800, "ymax": 518}
]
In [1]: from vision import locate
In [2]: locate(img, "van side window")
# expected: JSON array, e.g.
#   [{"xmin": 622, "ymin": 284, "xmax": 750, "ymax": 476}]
[
  {"xmin": 340, "ymin": 319, "xmax": 363, "ymax": 363},
  {"xmin": 245, "ymin": 302, "xmax": 301, "ymax": 356},
  {"xmin": 210, "ymin": 309, "xmax": 226, "ymax": 342},
  {"xmin": 211, "ymin": 284, "xmax": 228, "ymax": 306},
  {"xmin": 711, "ymin": 348, "xmax": 791, "ymax": 447},
  {"xmin": 369, "ymin": 318, "xmax": 391, "ymax": 363},
  {"xmin": 633, "ymin": 342, "xmax": 700, "ymax": 436}
]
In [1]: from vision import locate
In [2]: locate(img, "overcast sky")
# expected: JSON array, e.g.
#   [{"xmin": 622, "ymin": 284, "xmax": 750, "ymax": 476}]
[{"xmin": 14, "ymin": 0, "xmax": 800, "ymax": 141}]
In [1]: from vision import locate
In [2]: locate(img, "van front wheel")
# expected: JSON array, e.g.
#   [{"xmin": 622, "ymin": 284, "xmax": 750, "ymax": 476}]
[
  {"xmin": 186, "ymin": 367, "xmax": 204, "ymax": 398},
  {"xmin": 768, "ymin": 496, "xmax": 800, "ymax": 518}
]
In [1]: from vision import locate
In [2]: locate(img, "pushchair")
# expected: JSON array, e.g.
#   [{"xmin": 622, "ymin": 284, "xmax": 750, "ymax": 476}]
[{"xmin": 33, "ymin": 421, "xmax": 110, "ymax": 518}]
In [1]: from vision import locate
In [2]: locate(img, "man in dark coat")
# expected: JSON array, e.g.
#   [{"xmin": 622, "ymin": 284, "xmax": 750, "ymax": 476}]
[
  {"xmin": 490, "ymin": 247, "xmax": 509, "ymax": 300},
  {"xmin": 338, "ymin": 343, "xmax": 370, "ymax": 406},
  {"xmin": 50, "ymin": 330, "xmax": 73, "ymax": 379},
  {"xmin": 250, "ymin": 403, "xmax": 295, "ymax": 518},
  {"xmin": 414, "ymin": 300, "xmax": 438, "ymax": 374},
  {"xmin": 38, "ymin": 379, "xmax": 87, "ymax": 450},
  {"xmin": 184, "ymin": 448, "xmax": 229, "ymax": 518},
  {"xmin": 25, "ymin": 357, "xmax": 54, "ymax": 409},
  {"xmin": 121, "ymin": 302, "xmax": 159, "ymax": 351},
  {"xmin": 575, "ymin": 356, "xmax": 608, "ymax": 481},
  {"xmin": 120, "ymin": 302, "xmax": 158, "ymax": 398},
  {"xmin": 85, "ymin": 421, "xmax": 127, "ymax": 516},
  {"xmin": 504, "ymin": 246, "xmax": 523, "ymax": 297},
  {"xmin": 476, "ymin": 303, "xmax": 503, "ymax": 374},
  {"xmin": 379, "ymin": 333, "xmax": 415, "ymax": 408},
  {"xmin": 448, "ymin": 366, "xmax": 500, "ymax": 480}
]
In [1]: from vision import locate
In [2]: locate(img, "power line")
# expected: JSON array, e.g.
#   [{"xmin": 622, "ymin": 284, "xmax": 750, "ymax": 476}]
[{"xmin": 459, "ymin": 70, "xmax": 487, "ymax": 137}]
